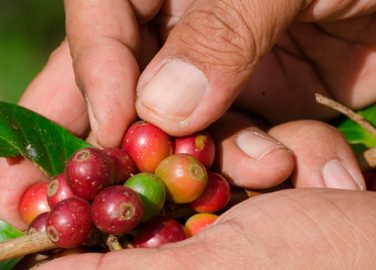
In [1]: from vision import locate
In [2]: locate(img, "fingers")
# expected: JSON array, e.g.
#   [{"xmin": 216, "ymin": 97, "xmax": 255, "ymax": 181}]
[
  {"xmin": 269, "ymin": 120, "xmax": 366, "ymax": 190},
  {"xmin": 136, "ymin": 0, "xmax": 307, "ymax": 136},
  {"xmin": 64, "ymin": 0, "xmax": 148, "ymax": 148},
  {"xmin": 209, "ymin": 112, "xmax": 294, "ymax": 189},
  {"xmin": 35, "ymin": 189, "xmax": 376, "ymax": 270},
  {"xmin": 210, "ymin": 112, "xmax": 364, "ymax": 190},
  {"xmin": 1, "ymin": 40, "xmax": 89, "ymax": 229},
  {"xmin": 19, "ymin": 40, "xmax": 88, "ymax": 136}
]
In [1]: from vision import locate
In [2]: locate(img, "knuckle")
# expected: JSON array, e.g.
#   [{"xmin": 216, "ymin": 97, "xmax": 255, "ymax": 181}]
[{"xmin": 175, "ymin": 0, "xmax": 258, "ymax": 74}]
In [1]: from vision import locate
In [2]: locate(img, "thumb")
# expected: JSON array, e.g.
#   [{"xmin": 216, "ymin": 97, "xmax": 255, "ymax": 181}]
[{"xmin": 136, "ymin": 0, "xmax": 307, "ymax": 136}]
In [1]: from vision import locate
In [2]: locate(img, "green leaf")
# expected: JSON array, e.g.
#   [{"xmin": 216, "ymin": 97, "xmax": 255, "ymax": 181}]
[
  {"xmin": 337, "ymin": 104, "xmax": 376, "ymax": 150},
  {"xmin": 0, "ymin": 101, "xmax": 90, "ymax": 176},
  {"xmin": 0, "ymin": 220, "xmax": 24, "ymax": 270}
]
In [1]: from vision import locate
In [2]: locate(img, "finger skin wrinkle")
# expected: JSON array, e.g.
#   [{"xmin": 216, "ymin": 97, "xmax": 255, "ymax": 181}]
[
  {"xmin": 175, "ymin": 1, "xmax": 257, "ymax": 75},
  {"xmin": 200, "ymin": 220, "xmax": 272, "ymax": 268},
  {"xmin": 240, "ymin": 204, "xmax": 300, "ymax": 266},
  {"xmin": 101, "ymin": 32, "xmax": 140, "ymax": 58},
  {"xmin": 286, "ymin": 25, "xmax": 335, "ymax": 99},
  {"xmin": 316, "ymin": 192, "xmax": 376, "ymax": 267},
  {"xmin": 283, "ymin": 190, "xmax": 376, "ymax": 267},
  {"xmin": 315, "ymin": 22, "xmax": 367, "ymax": 48},
  {"xmin": 65, "ymin": 0, "xmax": 140, "ymax": 58},
  {"xmin": 284, "ymin": 192, "xmax": 354, "ymax": 265},
  {"xmin": 245, "ymin": 191, "xmax": 351, "ymax": 267},
  {"xmin": 94, "ymin": 253, "xmax": 107, "ymax": 270},
  {"xmin": 157, "ymin": 246, "xmax": 189, "ymax": 270}
]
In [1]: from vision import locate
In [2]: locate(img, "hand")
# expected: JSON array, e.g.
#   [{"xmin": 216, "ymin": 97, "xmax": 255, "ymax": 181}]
[
  {"xmin": 0, "ymin": 1, "xmax": 373, "ymax": 268},
  {"xmin": 1, "ymin": 104, "xmax": 367, "ymax": 270},
  {"xmin": 15, "ymin": 0, "xmax": 374, "ymax": 191},
  {"xmin": 63, "ymin": 0, "xmax": 376, "ymax": 143},
  {"xmin": 48, "ymin": 0, "xmax": 374, "ymax": 190},
  {"xmin": 33, "ymin": 188, "xmax": 376, "ymax": 270},
  {"xmin": 1, "ymin": 0, "xmax": 369, "ymax": 229}
]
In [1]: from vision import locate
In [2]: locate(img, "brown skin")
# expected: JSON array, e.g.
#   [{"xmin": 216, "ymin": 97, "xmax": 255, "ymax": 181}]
[{"xmin": 0, "ymin": 0, "xmax": 375, "ymax": 268}]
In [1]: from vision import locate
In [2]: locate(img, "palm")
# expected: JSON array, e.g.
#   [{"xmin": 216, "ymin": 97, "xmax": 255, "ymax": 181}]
[
  {"xmin": 33, "ymin": 189, "xmax": 376, "ymax": 270},
  {"xmin": 235, "ymin": 14, "xmax": 376, "ymax": 123}
]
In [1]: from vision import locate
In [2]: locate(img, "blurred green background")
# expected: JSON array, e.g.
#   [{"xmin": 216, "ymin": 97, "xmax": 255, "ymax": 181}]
[{"xmin": 0, "ymin": 0, "xmax": 65, "ymax": 103}]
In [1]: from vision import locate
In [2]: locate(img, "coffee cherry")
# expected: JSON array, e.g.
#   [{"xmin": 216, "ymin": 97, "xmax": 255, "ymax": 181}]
[
  {"xmin": 132, "ymin": 216, "xmax": 186, "ymax": 248},
  {"xmin": 104, "ymin": 148, "xmax": 136, "ymax": 184},
  {"xmin": 184, "ymin": 213, "xmax": 218, "ymax": 237},
  {"xmin": 155, "ymin": 153, "xmax": 208, "ymax": 204},
  {"xmin": 47, "ymin": 174, "xmax": 75, "ymax": 208},
  {"xmin": 19, "ymin": 182, "xmax": 51, "ymax": 224},
  {"xmin": 124, "ymin": 173, "xmax": 166, "ymax": 222},
  {"xmin": 122, "ymin": 121, "xmax": 172, "ymax": 173},
  {"xmin": 189, "ymin": 172, "xmax": 231, "ymax": 213},
  {"xmin": 65, "ymin": 147, "xmax": 115, "ymax": 200},
  {"xmin": 174, "ymin": 131, "xmax": 215, "ymax": 168},
  {"xmin": 46, "ymin": 197, "xmax": 93, "ymax": 249},
  {"xmin": 91, "ymin": 186, "xmax": 144, "ymax": 234},
  {"xmin": 27, "ymin": 212, "xmax": 49, "ymax": 235},
  {"xmin": 28, "ymin": 212, "xmax": 63, "ymax": 255}
]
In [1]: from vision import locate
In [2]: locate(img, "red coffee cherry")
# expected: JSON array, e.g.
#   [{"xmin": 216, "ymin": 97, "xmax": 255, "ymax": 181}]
[
  {"xmin": 46, "ymin": 197, "xmax": 93, "ymax": 249},
  {"xmin": 65, "ymin": 147, "xmax": 115, "ymax": 200},
  {"xmin": 174, "ymin": 131, "xmax": 215, "ymax": 169},
  {"xmin": 27, "ymin": 212, "xmax": 49, "ymax": 235},
  {"xmin": 189, "ymin": 172, "xmax": 231, "ymax": 213},
  {"xmin": 122, "ymin": 121, "xmax": 172, "ymax": 173},
  {"xmin": 19, "ymin": 182, "xmax": 50, "ymax": 224},
  {"xmin": 47, "ymin": 173, "xmax": 75, "ymax": 208},
  {"xmin": 91, "ymin": 185, "xmax": 144, "ymax": 234},
  {"xmin": 132, "ymin": 216, "xmax": 186, "ymax": 248},
  {"xmin": 104, "ymin": 148, "xmax": 136, "ymax": 184}
]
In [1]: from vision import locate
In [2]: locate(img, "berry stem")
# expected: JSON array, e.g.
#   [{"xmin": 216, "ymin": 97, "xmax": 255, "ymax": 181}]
[
  {"xmin": 315, "ymin": 93, "xmax": 376, "ymax": 138},
  {"xmin": 106, "ymin": 235, "xmax": 123, "ymax": 251},
  {"xmin": 0, "ymin": 232, "xmax": 56, "ymax": 262},
  {"xmin": 315, "ymin": 93, "xmax": 376, "ymax": 169}
]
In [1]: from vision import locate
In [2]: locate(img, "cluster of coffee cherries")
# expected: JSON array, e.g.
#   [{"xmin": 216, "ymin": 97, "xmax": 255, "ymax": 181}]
[{"xmin": 19, "ymin": 121, "xmax": 232, "ymax": 251}]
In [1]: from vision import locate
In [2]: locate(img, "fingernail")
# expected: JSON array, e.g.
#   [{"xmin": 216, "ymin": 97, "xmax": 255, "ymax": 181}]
[
  {"xmin": 236, "ymin": 128, "xmax": 285, "ymax": 160},
  {"xmin": 322, "ymin": 159, "xmax": 360, "ymax": 190},
  {"xmin": 86, "ymin": 97, "xmax": 99, "ymax": 134},
  {"xmin": 137, "ymin": 60, "xmax": 207, "ymax": 120}
]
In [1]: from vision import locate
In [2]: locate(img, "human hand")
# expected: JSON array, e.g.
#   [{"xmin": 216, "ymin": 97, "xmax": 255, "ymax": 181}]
[
  {"xmin": 62, "ymin": 0, "xmax": 376, "ymax": 188},
  {"xmin": 62, "ymin": 0, "xmax": 376, "ymax": 145},
  {"xmin": 0, "ymin": 81, "xmax": 366, "ymax": 268},
  {"xmin": 32, "ymin": 188, "xmax": 376, "ymax": 270},
  {"xmin": 0, "ymin": 109, "xmax": 364, "ymax": 231},
  {"xmin": 1, "ymin": 0, "xmax": 371, "ymax": 230},
  {"xmin": 0, "ymin": 1, "xmax": 373, "ymax": 267}
]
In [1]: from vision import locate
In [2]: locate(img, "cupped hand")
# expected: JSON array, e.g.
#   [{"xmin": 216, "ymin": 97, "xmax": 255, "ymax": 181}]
[{"xmin": 34, "ymin": 188, "xmax": 376, "ymax": 270}]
